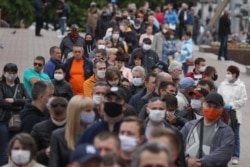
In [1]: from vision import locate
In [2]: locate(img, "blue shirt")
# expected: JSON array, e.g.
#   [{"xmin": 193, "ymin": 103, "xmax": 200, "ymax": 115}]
[{"xmin": 43, "ymin": 59, "xmax": 62, "ymax": 79}]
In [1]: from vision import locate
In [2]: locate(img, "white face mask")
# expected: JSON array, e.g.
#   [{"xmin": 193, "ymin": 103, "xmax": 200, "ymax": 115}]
[
  {"xmin": 199, "ymin": 66, "xmax": 206, "ymax": 72},
  {"xmin": 54, "ymin": 73, "xmax": 64, "ymax": 81},
  {"xmin": 148, "ymin": 109, "xmax": 166, "ymax": 122},
  {"xmin": 98, "ymin": 44, "xmax": 106, "ymax": 50},
  {"xmin": 133, "ymin": 78, "xmax": 143, "ymax": 86},
  {"xmin": 191, "ymin": 99, "xmax": 202, "ymax": 110},
  {"xmin": 119, "ymin": 25, "xmax": 125, "ymax": 32},
  {"xmin": 143, "ymin": 44, "xmax": 151, "ymax": 51},
  {"xmin": 97, "ymin": 70, "xmax": 106, "ymax": 79},
  {"xmin": 112, "ymin": 34, "xmax": 120, "ymax": 39},
  {"xmin": 51, "ymin": 117, "xmax": 66, "ymax": 126},
  {"xmin": 162, "ymin": 29, "xmax": 167, "ymax": 34},
  {"xmin": 119, "ymin": 135, "xmax": 138, "ymax": 152},
  {"xmin": 108, "ymin": 80, "xmax": 119, "ymax": 86},
  {"xmin": 4, "ymin": 74, "xmax": 17, "ymax": 82},
  {"xmin": 11, "ymin": 150, "xmax": 31, "ymax": 165},
  {"xmin": 80, "ymin": 111, "xmax": 95, "ymax": 124},
  {"xmin": 93, "ymin": 95, "xmax": 103, "ymax": 105},
  {"xmin": 226, "ymin": 74, "xmax": 233, "ymax": 81}
]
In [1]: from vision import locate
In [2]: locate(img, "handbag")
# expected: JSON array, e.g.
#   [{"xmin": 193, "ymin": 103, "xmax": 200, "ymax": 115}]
[
  {"xmin": 186, "ymin": 57, "xmax": 194, "ymax": 66},
  {"xmin": 8, "ymin": 84, "xmax": 21, "ymax": 131}
]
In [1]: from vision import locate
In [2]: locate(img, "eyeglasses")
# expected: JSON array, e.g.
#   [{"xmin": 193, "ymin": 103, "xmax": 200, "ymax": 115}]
[
  {"xmin": 51, "ymin": 103, "xmax": 67, "ymax": 108},
  {"xmin": 33, "ymin": 63, "xmax": 43, "ymax": 67}
]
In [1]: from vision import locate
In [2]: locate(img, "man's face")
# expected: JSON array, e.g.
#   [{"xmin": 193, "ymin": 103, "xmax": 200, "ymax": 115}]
[
  {"xmin": 104, "ymin": 94, "xmax": 126, "ymax": 111},
  {"xmin": 40, "ymin": 87, "xmax": 54, "ymax": 106},
  {"xmin": 172, "ymin": 68, "xmax": 182, "ymax": 78},
  {"xmin": 51, "ymin": 48, "xmax": 61, "ymax": 61},
  {"xmin": 119, "ymin": 121, "xmax": 140, "ymax": 138},
  {"xmin": 94, "ymin": 138, "xmax": 120, "ymax": 157},
  {"xmin": 73, "ymin": 47, "xmax": 83, "ymax": 59},
  {"xmin": 148, "ymin": 100, "xmax": 166, "ymax": 111},
  {"xmin": 196, "ymin": 61, "xmax": 206, "ymax": 72},
  {"xmin": 132, "ymin": 71, "xmax": 144, "ymax": 82},
  {"xmin": 93, "ymin": 86, "xmax": 108, "ymax": 97},
  {"xmin": 95, "ymin": 53, "xmax": 104, "ymax": 60},
  {"xmin": 71, "ymin": 28, "xmax": 79, "ymax": 38},
  {"xmin": 138, "ymin": 150, "xmax": 170, "ymax": 167},
  {"xmin": 145, "ymin": 76, "xmax": 156, "ymax": 92},
  {"xmin": 54, "ymin": 68, "xmax": 65, "ymax": 77},
  {"xmin": 160, "ymin": 85, "xmax": 176, "ymax": 97},
  {"xmin": 97, "ymin": 40, "xmax": 106, "ymax": 47},
  {"xmin": 33, "ymin": 59, "xmax": 44, "ymax": 72},
  {"xmin": 94, "ymin": 62, "xmax": 106, "ymax": 75}
]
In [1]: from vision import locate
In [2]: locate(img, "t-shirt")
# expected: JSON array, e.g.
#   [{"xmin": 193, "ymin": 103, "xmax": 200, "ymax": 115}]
[
  {"xmin": 69, "ymin": 59, "xmax": 85, "ymax": 95},
  {"xmin": 23, "ymin": 68, "xmax": 51, "ymax": 96}
]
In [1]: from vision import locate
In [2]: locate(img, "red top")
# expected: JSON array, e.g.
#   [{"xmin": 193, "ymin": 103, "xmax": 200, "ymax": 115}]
[{"xmin": 154, "ymin": 13, "xmax": 164, "ymax": 25}]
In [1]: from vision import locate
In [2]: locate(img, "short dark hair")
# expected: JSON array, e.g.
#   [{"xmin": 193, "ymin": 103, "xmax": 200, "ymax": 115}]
[
  {"xmin": 102, "ymin": 153, "xmax": 126, "ymax": 167},
  {"xmin": 184, "ymin": 31, "xmax": 192, "ymax": 37},
  {"xmin": 32, "ymin": 81, "xmax": 54, "ymax": 100},
  {"xmin": 8, "ymin": 133, "xmax": 37, "ymax": 160},
  {"xmin": 93, "ymin": 59, "xmax": 106, "ymax": 68},
  {"xmin": 2, "ymin": 63, "xmax": 20, "ymax": 84},
  {"xmin": 115, "ymin": 51, "xmax": 126, "ymax": 62},
  {"xmin": 34, "ymin": 56, "xmax": 45, "ymax": 64},
  {"xmin": 122, "ymin": 116, "xmax": 145, "ymax": 136},
  {"xmin": 164, "ymin": 94, "xmax": 178, "ymax": 108},
  {"xmin": 133, "ymin": 52, "xmax": 144, "ymax": 61},
  {"xmin": 158, "ymin": 81, "xmax": 176, "ymax": 93},
  {"xmin": 105, "ymin": 66, "xmax": 121, "ymax": 81},
  {"xmin": 227, "ymin": 65, "xmax": 240, "ymax": 78},
  {"xmin": 204, "ymin": 66, "xmax": 216, "ymax": 76},
  {"xmin": 198, "ymin": 80, "xmax": 215, "ymax": 91},
  {"xmin": 94, "ymin": 131, "xmax": 120, "ymax": 149},
  {"xmin": 96, "ymin": 49, "xmax": 107, "ymax": 57},
  {"xmin": 194, "ymin": 57, "xmax": 206, "ymax": 65},
  {"xmin": 145, "ymin": 73, "xmax": 157, "ymax": 82},
  {"xmin": 49, "ymin": 46, "xmax": 60, "ymax": 55},
  {"xmin": 48, "ymin": 97, "xmax": 68, "ymax": 115},
  {"xmin": 55, "ymin": 64, "xmax": 65, "ymax": 72}
]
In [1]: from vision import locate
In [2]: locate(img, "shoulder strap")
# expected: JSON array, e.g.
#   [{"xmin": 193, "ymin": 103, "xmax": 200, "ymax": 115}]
[
  {"xmin": 13, "ymin": 84, "xmax": 19, "ymax": 98},
  {"xmin": 198, "ymin": 119, "xmax": 204, "ymax": 158}
]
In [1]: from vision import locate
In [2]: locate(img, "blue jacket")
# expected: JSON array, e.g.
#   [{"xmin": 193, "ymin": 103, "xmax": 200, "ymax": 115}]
[
  {"xmin": 162, "ymin": 40, "xmax": 177, "ymax": 63},
  {"xmin": 179, "ymin": 39, "xmax": 193, "ymax": 63},
  {"xmin": 164, "ymin": 11, "xmax": 178, "ymax": 24},
  {"xmin": 76, "ymin": 120, "xmax": 122, "ymax": 145},
  {"xmin": 33, "ymin": 0, "xmax": 44, "ymax": 17},
  {"xmin": 128, "ymin": 88, "xmax": 147, "ymax": 114},
  {"xmin": 43, "ymin": 59, "xmax": 62, "ymax": 79},
  {"xmin": 181, "ymin": 118, "xmax": 234, "ymax": 167},
  {"xmin": 185, "ymin": 11, "xmax": 195, "ymax": 25},
  {"xmin": 64, "ymin": 56, "xmax": 93, "ymax": 82}
]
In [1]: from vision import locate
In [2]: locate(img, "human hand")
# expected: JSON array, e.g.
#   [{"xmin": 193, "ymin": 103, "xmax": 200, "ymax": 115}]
[
  {"xmin": 187, "ymin": 158, "xmax": 201, "ymax": 167},
  {"xmin": 5, "ymin": 98, "xmax": 14, "ymax": 103},
  {"xmin": 45, "ymin": 146, "xmax": 51, "ymax": 157},
  {"xmin": 224, "ymin": 104, "xmax": 232, "ymax": 111}
]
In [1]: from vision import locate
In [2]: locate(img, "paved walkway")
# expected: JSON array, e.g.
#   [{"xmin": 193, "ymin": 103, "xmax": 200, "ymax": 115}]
[{"xmin": 0, "ymin": 28, "xmax": 249, "ymax": 166}]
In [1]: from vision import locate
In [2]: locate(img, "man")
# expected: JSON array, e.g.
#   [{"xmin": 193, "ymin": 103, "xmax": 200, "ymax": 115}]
[
  {"xmin": 149, "ymin": 128, "xmax": 182, "ymax": 167},
  {"xmin": 181, "ymin": 93, "xmax": 234, "ymax": 167},
  {"xmin": 218, "ymin": 10, "xmax": 231, "ymax": 61},
  {"xmin": 69, "ymin": 144, "xmax": 101, "ymax": 167},
  {"xmin": 197, "ymin": 79, "xmax": 215, "ymax": 93},
  {"xmin": 152, "ymin": 24, "xmax": 169, "ymax": 59},
  {"xmin": 129, "ymin": 73, "xmax": 157, "ymax": 113},
  {"xmin": 94, "ymin": 131, "xmax": 120, "ymax": 156},
  {"xmin": 146, "ymin": 15, "xmax": 160, "ymax": 35},
  {"xmin": 139, "ymin": 81, "xmax": 176, "ymax": 120},
  {"xmin": 33, "ymin": 0, "xmax": 47, "ymax": 37},
  {"xmin": 64, "ymin": 45, "xmax": 93, "ymax": 95},
  {"xmin": 52, "ymin": 64, "xmax": 74, "ymax": 101},
  {"xmin": 185, "ymin": 57, "xmax": 206, "ymax": 85},
  {"xmin": 60, "ymin": 24, "xmax": 85, "ymax": 62},
  {"xmin": 86, "ymin": 2, "xmax": 100, "ymax": 34},
  {"xmin": 151, "ymin": 61, "xmax": 168, "ymax": 74},
  {"xmin": 119, "ymin": 116, "xmax": 145, "ymax": 165},
  {"xmin": 176, "ymin": 77, "xmax": 195, "ymax": 111},
  {"xmin": 56, "ymin": 0, "xmax": 70, "ymax": 38},
  {"xmin": 129, "ymin": 38, "xmax": 158, "ymax": 72},
  {"xmin": 130, "ymin": 66, "xmax": 146, "ymax": 95},
  {"xmin": 84, "ymin": 59, "xmax": 106, "ymax": 98},
  {"xmin": 77, "ymin": 86, "xmax": 128, "ymax": 144},
  {"xmin": 23, "ymin": 56, "xmax": 51, "ymax": 96},
  {"xmin": 178, "ymin": 3, "xmax": 188, "ymax": 40},
  {"xmin": 131, "ymin": 142, "xmax": 173, "ymax": 167},
  {"xmin": 21, "ymin": 81, "xmax": 54, "ymax": 133},
  {"xmin": 43, "ymin": 46, "xmax": 62, "ymax": 79},
  {"xmin": 91, "ymin": 82, "xmax": 109, "ymax": 121},
  {"xmin": 168, "ymin": 61, "xmax": 182, "ymax": 86},
  {"xmin": 31, "ymin": 97, "xmax": 68, "ymax": 166},
  {"xmin": 89, "ymin": 39, "xmax": 107, "ymax": 60}
]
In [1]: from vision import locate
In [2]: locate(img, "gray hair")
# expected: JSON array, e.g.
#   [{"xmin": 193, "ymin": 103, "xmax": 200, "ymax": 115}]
[
  {"xmin": 32, "ymin": 80, "xmax": 54, "ymax": 100},
  {"xmin": 132, "ymin": 66, "xmax": 146, "ymax": 77},
  {"xmin": 168, "ymin": 61, "xmax": 182, "ymax": 73},
  {"xmin": 131, "ymin": 142, "xmax": 173, "ymax": 167}
]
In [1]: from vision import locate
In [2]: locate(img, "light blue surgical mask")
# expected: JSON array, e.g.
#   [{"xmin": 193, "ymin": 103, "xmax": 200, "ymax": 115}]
[
  {"xmin": 133, "ymin": 78, "xmax": 143, "ymax": 86},
  {"xmin": 80, "ymin": 111, "xmax": 95, "ymax": 124}
]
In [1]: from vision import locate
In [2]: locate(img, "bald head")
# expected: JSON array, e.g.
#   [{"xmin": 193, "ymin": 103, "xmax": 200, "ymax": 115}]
[{"xmin": 159, "ymin": 72, "xmax": 172, "ymax": 82}]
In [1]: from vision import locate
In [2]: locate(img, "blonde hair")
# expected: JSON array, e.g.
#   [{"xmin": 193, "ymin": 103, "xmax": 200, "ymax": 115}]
[
  {"xmin": 65, "ymin": 95, "xmax": 94, "ymax": 150},
  {"xmin": 107, "ymin": 48, "xmax": 118, "ymax": 56}
]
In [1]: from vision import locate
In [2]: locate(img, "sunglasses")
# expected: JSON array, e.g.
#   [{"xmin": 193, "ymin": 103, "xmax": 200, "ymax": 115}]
[
  {"xmin": 34, "ymin": 63, "xmax": 43, "ymax": 67},
  {"xmin": 51, "ymin": 103, "xmax": 67, "ymax": 108}
]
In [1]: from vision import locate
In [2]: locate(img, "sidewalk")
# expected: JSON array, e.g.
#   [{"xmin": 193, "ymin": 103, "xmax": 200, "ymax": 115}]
[{"xmin": 0, "ymin": 28, "xmax": 249, "ymax": 166}]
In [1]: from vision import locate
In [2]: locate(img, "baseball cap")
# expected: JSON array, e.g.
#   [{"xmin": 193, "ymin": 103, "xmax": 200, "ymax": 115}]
[
  {"xmin": 179, "ymin": 77, "xmax": 195, "ymax": 90},
  {"xmin": 90, "ymin": 2, "xmax": 96, "ymax": 6},
  {"xmin": 151, "ymin": 61, "xmax": 168, "ymax": 72},
  {"xmin": 204, "ymin": 93, "xmax": 224, "ymax": 107},
  {"xmin": 189, "ymin": 87, "xmax": 209, "ymax": 97},
  {"xmin": 70, "ymin": 144, "xmax": 101, "ymax": 164},
  {"xmin": 70, "ymin": 24, "xmax": 79, "ymax": 30},
  {"xmin": 105, "ymin": 86, "xmax": 127, "ymax": 101}
]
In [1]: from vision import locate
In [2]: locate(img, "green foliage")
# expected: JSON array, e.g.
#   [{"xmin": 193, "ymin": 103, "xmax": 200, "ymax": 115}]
[{"xmin": 0, "ymin": 0, "xmax": 198, "ymax": 29}]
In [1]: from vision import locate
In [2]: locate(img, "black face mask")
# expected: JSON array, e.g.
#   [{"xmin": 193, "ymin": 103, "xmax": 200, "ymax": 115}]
[
  {"xmin": 212, "ymin": 74, "xmax": 218, "ymax": 81},
  {"xmin": 104, "ymin": 102, "xmax": 123, "ymax": 117},
  {"xmin": 85, "ymin": 40, "xmax": 93, "ymax": 45}
]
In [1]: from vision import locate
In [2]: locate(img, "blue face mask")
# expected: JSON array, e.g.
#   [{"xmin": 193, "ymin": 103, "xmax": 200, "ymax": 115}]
[
  {"xmin": 170, "ymin": 35, "xmax": 175, "ymax": 41},
  {"xmin": 80, "ymin": 111, "xmax": 95, "ymax": 125}
]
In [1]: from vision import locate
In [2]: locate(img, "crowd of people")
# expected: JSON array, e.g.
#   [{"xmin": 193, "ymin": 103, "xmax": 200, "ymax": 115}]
[{"xmin": 0, "ymin": 1, "xmax": 248, "ymax": 167}]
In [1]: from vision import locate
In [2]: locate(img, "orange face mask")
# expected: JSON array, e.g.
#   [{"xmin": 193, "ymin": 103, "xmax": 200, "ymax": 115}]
[{"xmin": 203, "ymin": 108, "xmax": 222, "ymax": 121}]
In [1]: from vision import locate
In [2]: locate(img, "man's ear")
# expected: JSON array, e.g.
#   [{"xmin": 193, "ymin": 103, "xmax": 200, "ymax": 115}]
[
  {"xmin": 146, "ymin": 105, "xmax": 150, "ymax": 115},
  {"xmin": 138, "ymin": 135, "xmax": 145, "ymax": 145}
]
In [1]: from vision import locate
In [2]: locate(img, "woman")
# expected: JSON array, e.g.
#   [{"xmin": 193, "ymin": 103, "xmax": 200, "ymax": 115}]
[
  {"xmin": 107, "ymin": 48, "xmax": 118, "ymax": 66},
  {"xmin": 49, "ymin": 95, "xmax": 96, "ymax": 167},
  {"xmin": 3, "ymin": 133, "xmax": 45, "ymax": 167},
  {"xmin": 83, "ymin": 33, "xmax": 96, "ymax": 58},
  {"xmin": 218, "ymin": 65, "xmax": 247, "ymax": 165},
  {"xmin": 0, "ymin": 63, "xmax": 30, "ymax": 165}
]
